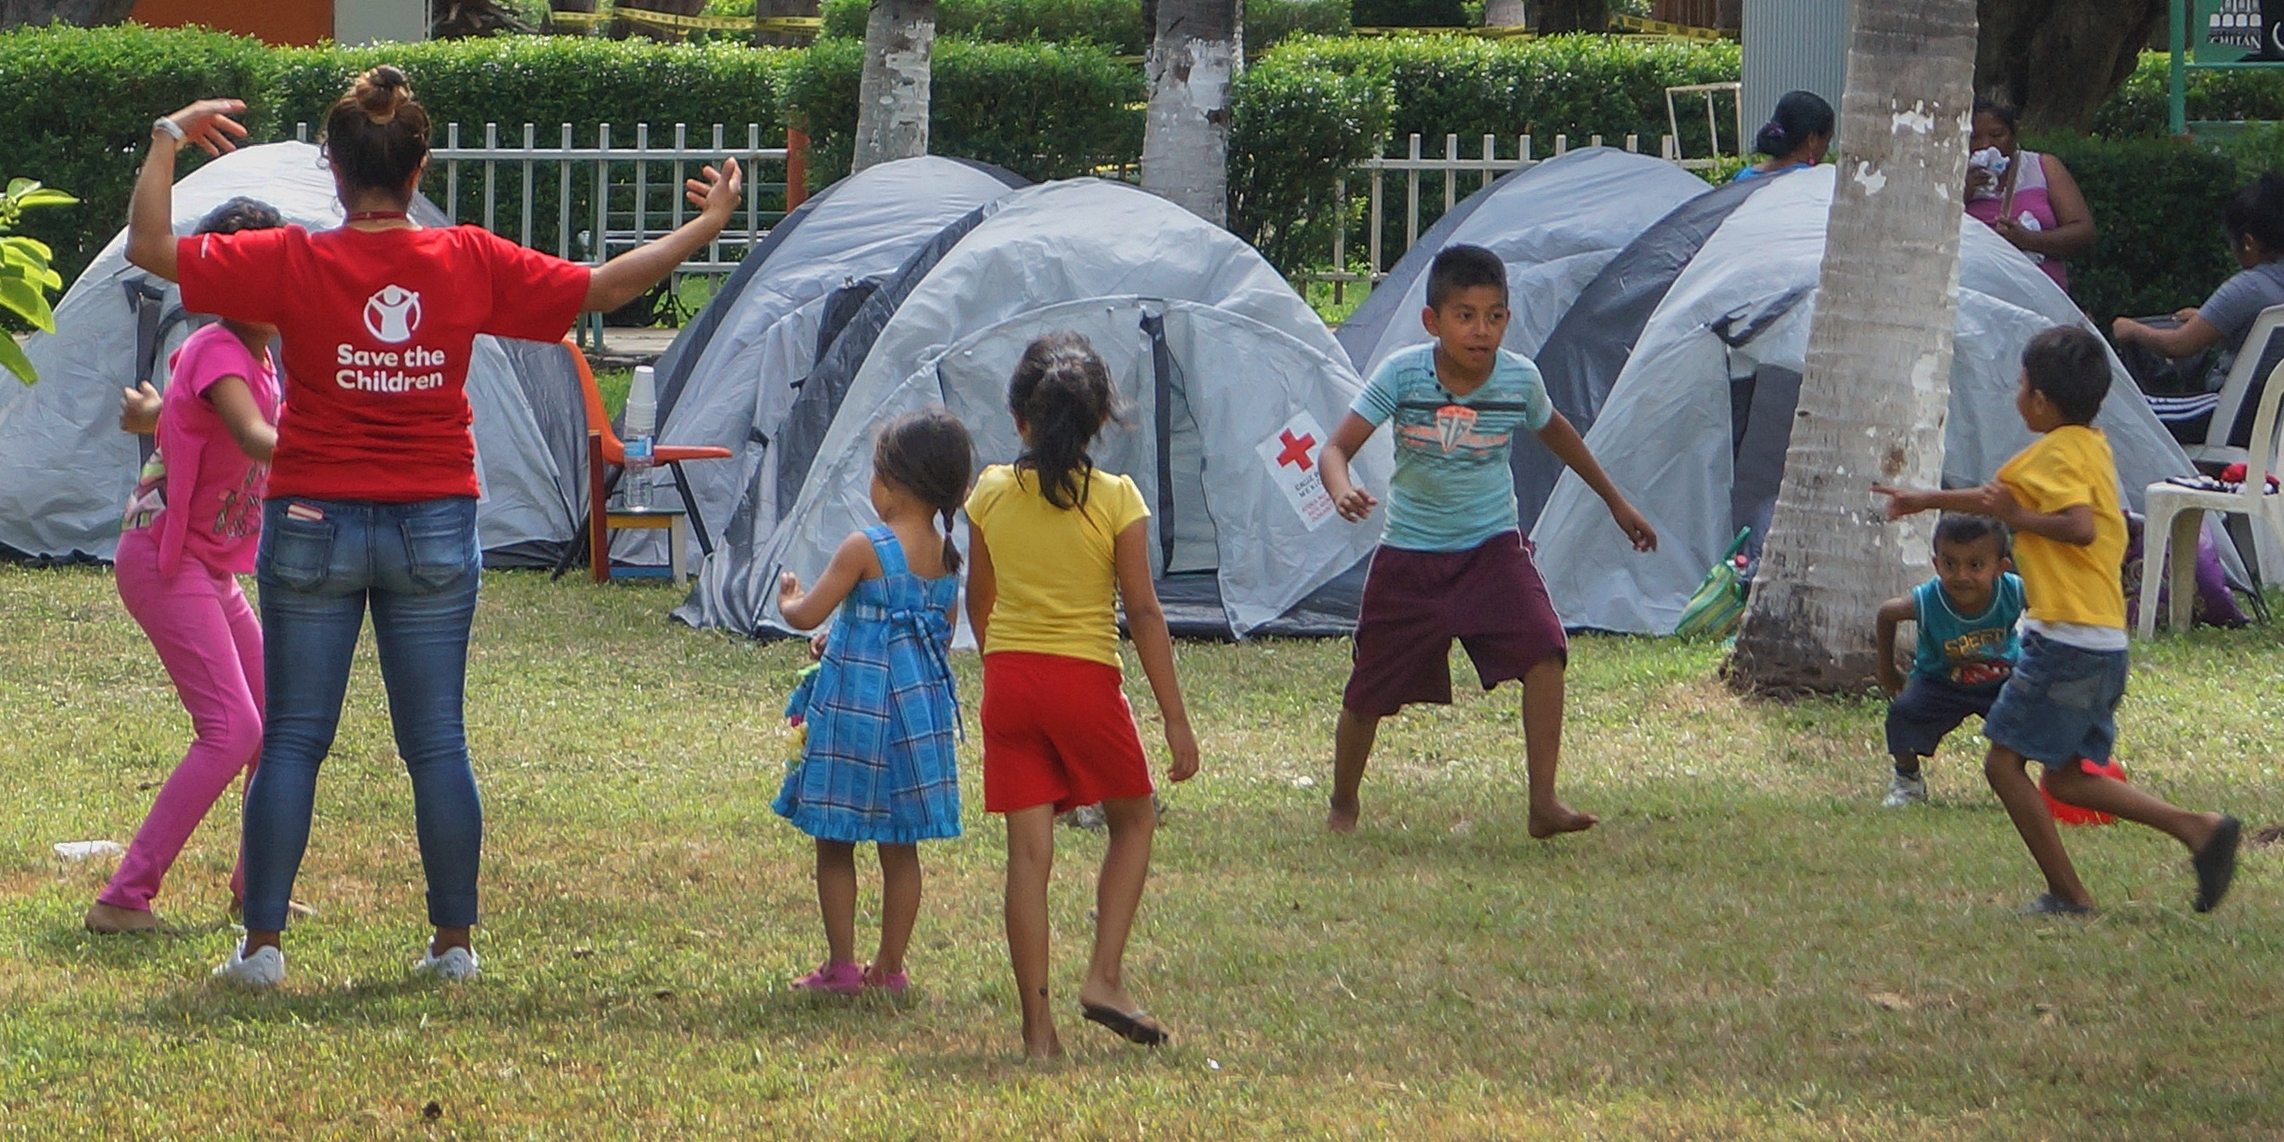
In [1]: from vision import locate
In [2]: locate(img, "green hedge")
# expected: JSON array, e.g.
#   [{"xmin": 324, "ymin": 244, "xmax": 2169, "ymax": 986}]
[
  {"xmin": 783, "ymin": 37, "xmax": 1143, "ymax": 184},
  {"xmin": 808, "ymin": 0, "xmax": 1349, "ymax": 55},
  {"xmin": 1264, "ymin": 33, "xmax": 1739, "ymax": 150},
  {"xmin": 0, "ymin": 24, "xmax": 274, "ymax": 289},
  {"xmin": 2092, "ymin": 51, "xmax": 2284, "ymax": 137},
  {"xmin": 1229, "ymin": 53, "xmax": 1390, "ymax": 272}
]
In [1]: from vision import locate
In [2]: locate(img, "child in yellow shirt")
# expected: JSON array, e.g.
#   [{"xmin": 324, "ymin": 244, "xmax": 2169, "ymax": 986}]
[{"xmin": 1877, "ymin": 325, "xmax": 2240, "ymax": 915}]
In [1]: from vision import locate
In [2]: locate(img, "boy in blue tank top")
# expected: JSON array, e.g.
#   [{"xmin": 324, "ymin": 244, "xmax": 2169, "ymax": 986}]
[{"xmin": 1874, "ymin": 515, "xmax": 2024, "ymax": 808}]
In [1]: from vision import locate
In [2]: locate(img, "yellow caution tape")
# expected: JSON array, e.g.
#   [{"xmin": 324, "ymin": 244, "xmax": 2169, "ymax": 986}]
[
  {"xmin": 549, "ymin": 8, "xmax": 822, "ymax": 34},
  {"xmin": 1612, "ymin": 14, "xmax": 1734, "ymax": 41}
]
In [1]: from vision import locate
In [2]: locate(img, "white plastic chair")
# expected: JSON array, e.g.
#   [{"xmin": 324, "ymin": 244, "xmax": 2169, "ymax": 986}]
[
  {"xmin": 2186, "ymin": 303, "xmax": 2284, "ymax": 468},
  {"xmin": 2138, "ymin": 354, "xmax": 2284, "ymax": 637}
]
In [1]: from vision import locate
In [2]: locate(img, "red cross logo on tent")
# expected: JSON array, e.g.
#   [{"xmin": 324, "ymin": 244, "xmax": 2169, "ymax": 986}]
[{"xmin": 1276, "ymin": 429, "xmax": 1316, "ymax": 471}]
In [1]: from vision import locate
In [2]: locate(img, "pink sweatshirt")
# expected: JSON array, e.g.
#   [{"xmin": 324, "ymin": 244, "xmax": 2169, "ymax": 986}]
[{"xmin": 122, "ymin": 323, "xmax": 281, "ymax": 575}]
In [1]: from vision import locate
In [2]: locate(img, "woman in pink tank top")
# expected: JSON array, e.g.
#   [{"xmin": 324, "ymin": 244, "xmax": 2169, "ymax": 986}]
[{"xmin": 1964, "ymin": 100, "xmax": 2095, "ymax": 293}]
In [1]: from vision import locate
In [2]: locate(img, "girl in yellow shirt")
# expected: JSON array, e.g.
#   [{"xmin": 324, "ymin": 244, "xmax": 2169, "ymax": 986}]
[{"xmin": 965, "ymin": 332, "xmax": 1201, "ymax": 1058}]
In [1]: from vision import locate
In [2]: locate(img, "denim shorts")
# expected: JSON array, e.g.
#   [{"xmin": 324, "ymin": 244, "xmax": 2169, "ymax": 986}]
[{"xmin": 1982, "ymin": 630, "xmax": 2129, "ymax": 769}]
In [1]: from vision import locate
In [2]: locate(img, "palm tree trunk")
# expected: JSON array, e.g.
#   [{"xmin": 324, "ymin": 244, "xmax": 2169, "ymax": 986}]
[
  {"xmin": 850, "ymin": 0, "xmax": 936, "ymax": 175},
  {"xmin": 1140, "ymin": 0, "xmax": 1240, "ymax": 226},
  {"xmin": 1729, "ymin": 0, "xmax": 1980, "ymax": 694}
]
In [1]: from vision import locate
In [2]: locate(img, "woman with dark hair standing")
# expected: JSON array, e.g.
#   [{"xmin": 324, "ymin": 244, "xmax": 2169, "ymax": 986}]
[
  {"xmin": 1963, "ymin": 99, "xmax": 2094, "ymax": 293},
  {"xmin": 125, "ymin": 68, "xmax": 743, "ymax": 987},
  {"xmin": 1732, "ymin": 90, "xmax": 1834, "ymax": 182}
]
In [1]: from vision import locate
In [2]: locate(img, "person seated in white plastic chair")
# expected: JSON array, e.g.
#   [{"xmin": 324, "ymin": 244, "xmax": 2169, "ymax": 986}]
[{"xmin": 2113, "ymin": 173, "xmax": 2284, "ymax": 446}]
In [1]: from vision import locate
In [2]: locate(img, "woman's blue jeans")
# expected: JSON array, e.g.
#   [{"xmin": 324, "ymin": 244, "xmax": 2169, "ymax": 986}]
[{"xmin": 242, "ymin": 496, "xmax": 483, "ymax": 933}]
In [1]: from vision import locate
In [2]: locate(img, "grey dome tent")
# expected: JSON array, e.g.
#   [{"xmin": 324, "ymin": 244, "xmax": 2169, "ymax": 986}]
[
  {"xmin": 1336, "ymin": 146, "xmax": 1713, "ymax": 379},
  {"xmin": 1527, "ymin": 165, "xmax": 2210, "ymax": 634},
  {"xmin": 612, "ymin": 156, "xmax": 1028, "ymax": 568},
  {"xmin": 0, "ymin": 142, "xmax": 593, "ymax": 567},
  {"xmin": 673, "ymin": 177, "xmax": 1392, "ymax": 640}
]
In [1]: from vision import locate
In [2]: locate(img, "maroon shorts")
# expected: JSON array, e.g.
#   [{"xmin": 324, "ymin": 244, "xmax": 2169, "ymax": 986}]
[
  {"xmin": 981, "ymin": 651, "xmax": 1154, "ymax": 814},
  {"xmin": 1341, "ymin": 532, "xmax": 1569, "ymax": 719}
]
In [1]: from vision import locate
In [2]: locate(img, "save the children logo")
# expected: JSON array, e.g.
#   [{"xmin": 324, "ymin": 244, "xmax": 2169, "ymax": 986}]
[{"xmin": 363, "ymin": 284, "xmax": 423, "ymax": 344}]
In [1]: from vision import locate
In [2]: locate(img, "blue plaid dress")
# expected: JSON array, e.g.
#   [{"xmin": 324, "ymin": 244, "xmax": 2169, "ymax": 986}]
[{"xmin": 773, "ymin": 526, "xmax": 962, "ymax": 844}]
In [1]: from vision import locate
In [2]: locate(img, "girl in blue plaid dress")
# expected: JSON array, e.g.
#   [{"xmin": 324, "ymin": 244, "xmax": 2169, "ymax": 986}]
[{"xmin": 774, "ymin": 410, "xmax": 974, "ymax": 996}]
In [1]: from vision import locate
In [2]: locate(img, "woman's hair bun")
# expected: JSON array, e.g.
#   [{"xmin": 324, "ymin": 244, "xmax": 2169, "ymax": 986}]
[{"xmin": 352, "ymin": 66, "xmax": 413, "ymax": 123}]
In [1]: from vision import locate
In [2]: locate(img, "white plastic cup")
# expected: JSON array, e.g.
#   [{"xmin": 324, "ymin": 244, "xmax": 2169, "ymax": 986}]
[{"xmin": 625, "ymin": 364, "xmax": 657, "ymax": 438}]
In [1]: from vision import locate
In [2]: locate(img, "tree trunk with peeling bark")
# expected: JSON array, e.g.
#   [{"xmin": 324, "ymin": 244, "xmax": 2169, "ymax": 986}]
[
  {"xmin": 1141, "ymin": 0, "xmax": 1239, "ymax": 226},
  {"xmin": 1976, "ymin": 0, "xmax": 2164, "ymax": 133},
  {"xmin": 0, "ymin": 0, "xmax": 134, "ymax": 28},
  {"xmin": 850, "ymin": 0, "xmax": 935, "ymax": 174},
  {"xmin": 1728, "ymin": 0, "xmax": 1980, "ymax": 694}
]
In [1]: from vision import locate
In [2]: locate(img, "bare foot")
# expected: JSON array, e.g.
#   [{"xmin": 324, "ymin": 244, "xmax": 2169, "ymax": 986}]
[
  {"xmin": 1327, "ymin": 797, "xmax": 1360, "ymax": 834},
  {"xmin": 1527, "ymin": 803, "xmax": 1599, "ymax": 839},
  {"xmin": 84, "ymin": 901, "xmax": 168, "ymax": 934},
  {"xmin": 1022, "ymin": 1028, "xmax": 1064, "ymax": 1060}
]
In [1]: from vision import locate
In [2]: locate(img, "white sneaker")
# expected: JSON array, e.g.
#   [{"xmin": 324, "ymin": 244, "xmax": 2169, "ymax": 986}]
[
  {"xmin": 212, "ymin": 941, "xmax": 284, "ymax": 987},
  {"xmin": 1883, "ymin": 771, "xmax": 1929, "ymax": 808},
  {"xmin": 415, "ymin": 944, "xmax": 480, "ymax": 982}
]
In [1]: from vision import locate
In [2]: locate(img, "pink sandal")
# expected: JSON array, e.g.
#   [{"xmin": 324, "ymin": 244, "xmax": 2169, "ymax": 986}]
[
  {"xmin": 863, "ymin": 964, "xmax": 908, "ymax": 994},
  {"xmin": 790, "ymin": 960, "xmax": 864, "ymax": 995}
]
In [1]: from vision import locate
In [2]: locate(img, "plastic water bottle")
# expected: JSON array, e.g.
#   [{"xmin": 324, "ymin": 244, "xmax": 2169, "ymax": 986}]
[{"xmin": 623, "ymin": 364, "xmax": 657, "ymax": 509}]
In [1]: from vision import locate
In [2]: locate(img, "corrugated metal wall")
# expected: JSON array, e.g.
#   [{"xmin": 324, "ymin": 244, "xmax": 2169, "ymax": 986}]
[{"xmin": 1741, "ymin": 0, "xmax": 1853, "ymax": 147}]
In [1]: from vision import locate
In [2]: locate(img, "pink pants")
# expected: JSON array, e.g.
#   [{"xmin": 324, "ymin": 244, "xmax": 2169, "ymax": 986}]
[{"xmin": 98, "ymin": 527, "xmax": 263, "ymax": 912}]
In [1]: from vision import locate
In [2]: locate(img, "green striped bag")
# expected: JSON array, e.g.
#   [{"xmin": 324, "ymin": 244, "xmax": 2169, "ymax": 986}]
[{"xmin": 1674, "ymin": 528, "xmax": 1753, "ymax": 639}]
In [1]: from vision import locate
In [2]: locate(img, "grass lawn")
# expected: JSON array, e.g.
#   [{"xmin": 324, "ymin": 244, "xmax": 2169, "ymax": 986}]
[{"xmin": 4, "ymin": 565, "xmax": 2282, "ymax": 1139}]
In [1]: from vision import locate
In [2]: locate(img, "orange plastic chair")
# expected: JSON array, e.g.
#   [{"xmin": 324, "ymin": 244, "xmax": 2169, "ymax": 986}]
[{"xmin": 553, "ymin": 339, "xmax": 733, "ymax": 579}]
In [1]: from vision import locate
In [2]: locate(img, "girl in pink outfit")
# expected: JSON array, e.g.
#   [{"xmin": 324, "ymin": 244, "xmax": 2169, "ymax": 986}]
[{"xmin": 85, "ymin": 198, "xmax": 286, "ymax": 934}]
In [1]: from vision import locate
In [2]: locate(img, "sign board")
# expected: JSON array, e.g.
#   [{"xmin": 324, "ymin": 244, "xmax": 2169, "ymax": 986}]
[{"xmin": 2196, "ymin": 0, "xmax": 2284, "ymax": 63}]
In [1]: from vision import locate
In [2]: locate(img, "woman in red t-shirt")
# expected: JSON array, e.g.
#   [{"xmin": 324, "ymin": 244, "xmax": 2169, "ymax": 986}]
[{"xmin": 126, "ymin": 67, "xmax": 744, "ymax": 987}]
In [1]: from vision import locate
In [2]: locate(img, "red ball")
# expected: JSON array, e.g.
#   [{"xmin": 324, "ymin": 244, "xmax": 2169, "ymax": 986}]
[{"xmin": 2041, "ymin": 757, "xmax": 2128, "ymax": 825}]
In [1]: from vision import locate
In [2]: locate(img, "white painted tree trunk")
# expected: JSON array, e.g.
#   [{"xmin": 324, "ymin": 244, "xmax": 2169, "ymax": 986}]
[
  {"xmin": 1729, "ymin": 0, "xmax": 1980, "ymax": 693},
  {"xmin": 850, "ymin": 0, "xmax": 935, "ymax": 175},
  {"xmin": 1140, "ymin": 0, "xmax": 1240, "ymax": 227}
]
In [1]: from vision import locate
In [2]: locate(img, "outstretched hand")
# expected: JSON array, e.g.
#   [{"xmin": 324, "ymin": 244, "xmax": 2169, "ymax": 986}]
[
  {"xmin": 161, "ymin": 100, "xmax": 249, "ymax": 158},
  {"xmin": 777, "ymin": 570, "xmax": 804, "ymax": 608},
  {"xmin": 685, "ymin": 158, "xmax": 744, "ymax": 218},
  {"xmin": 1871, "ymin": 484, "xmax": 1922, "ymax": 521}
]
